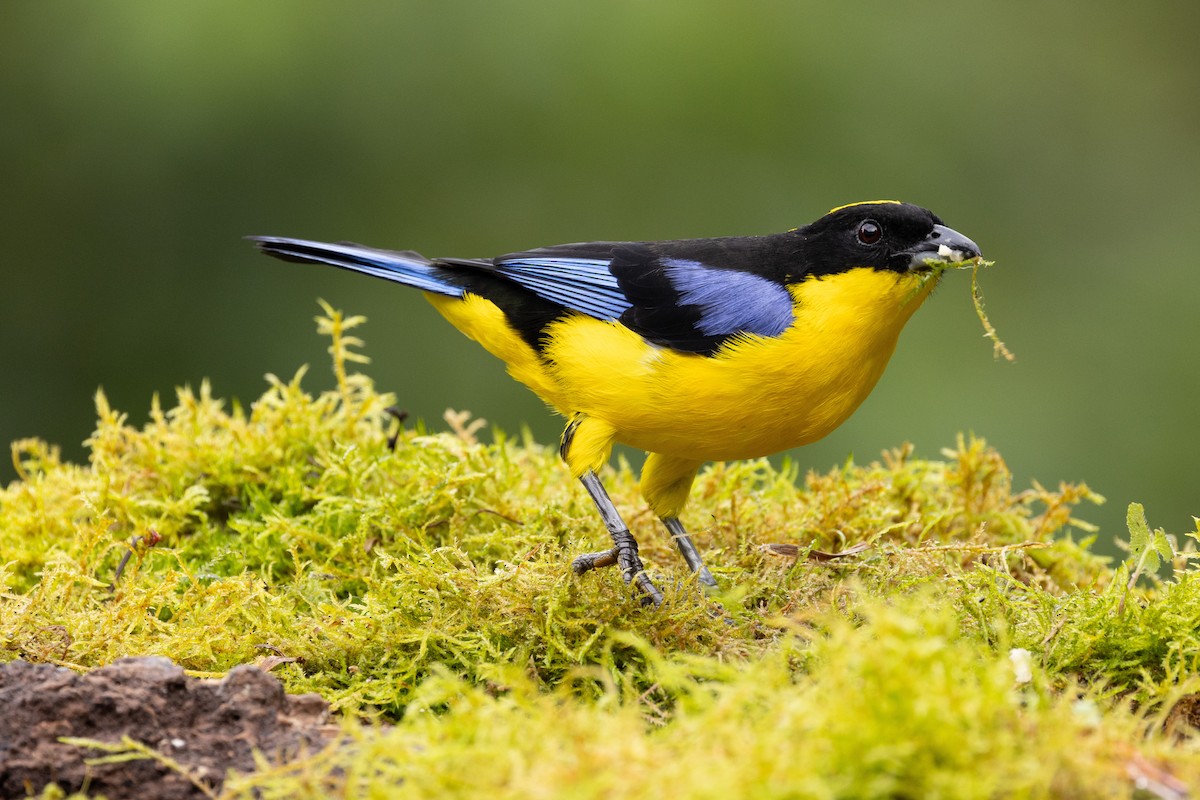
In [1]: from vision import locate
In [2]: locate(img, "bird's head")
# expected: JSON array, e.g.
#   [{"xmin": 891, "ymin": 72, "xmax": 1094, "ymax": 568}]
[{"xmin": 793, "ymin": 200, "xmax": 982, "ymax": 278}]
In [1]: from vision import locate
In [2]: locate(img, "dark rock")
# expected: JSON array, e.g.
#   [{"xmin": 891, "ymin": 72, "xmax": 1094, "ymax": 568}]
[{"xmin": 0, "ymin": 657, "xmax": 336, "ymax": 799}]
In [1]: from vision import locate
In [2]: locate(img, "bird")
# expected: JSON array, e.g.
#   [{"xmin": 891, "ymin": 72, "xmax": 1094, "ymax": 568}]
[{"xmin": 250, "ymin": 200, "xmax": 982, "ymax": 606}]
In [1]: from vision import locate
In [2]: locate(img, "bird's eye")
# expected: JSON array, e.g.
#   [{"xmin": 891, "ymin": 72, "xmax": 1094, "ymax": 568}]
[{"xmin": 857, "ymin": 220, "xmax": 882, "ymax": 245}]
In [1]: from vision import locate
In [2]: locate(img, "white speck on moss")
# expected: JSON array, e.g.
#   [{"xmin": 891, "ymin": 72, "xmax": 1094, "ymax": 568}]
[{"xmin": 1009, "ymin": 648, "xmax": 1033, "ymax": 684}]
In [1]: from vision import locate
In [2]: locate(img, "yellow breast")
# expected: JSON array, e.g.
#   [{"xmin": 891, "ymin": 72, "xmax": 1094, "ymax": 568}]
[{"xmin": 427, "ymin": 267, "xmax": 937, "ymax": 462}]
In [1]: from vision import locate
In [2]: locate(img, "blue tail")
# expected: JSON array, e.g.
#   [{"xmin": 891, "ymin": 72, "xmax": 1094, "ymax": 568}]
[{"xmin": 249, "ymin": 236, "xmax": 466, "ymax": 298}]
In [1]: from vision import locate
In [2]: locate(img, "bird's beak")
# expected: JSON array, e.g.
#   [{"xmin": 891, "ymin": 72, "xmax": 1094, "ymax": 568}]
[{"xmin": 903, "ymin": 224, "xmax": 982, "ymax": 271}]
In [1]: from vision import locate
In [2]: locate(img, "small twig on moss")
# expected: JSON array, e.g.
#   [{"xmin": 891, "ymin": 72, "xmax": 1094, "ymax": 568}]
[
  {"xmin": 38, "ymin": 624, "xmax": 73, "ymax": 661},
  {"xmin": 760, "ymin": 542, "xmax": 870, "ymax": 561},
  {"xmin": 385, "ymin": 406, "xmax": 409, "ymax": 451},
  {"xmin": 256, "ymin": 654, "xmax": 300, "ymax": 673},
  {"xmin": 762, "ymin": 540, "xmax": 1048, "ymax": 561},
  {"xmin": 110, "ymin": 529, "xmax": 162, "ymax": 589},
  {"xmin": 1041, "ymin": 616, "xmax": 1068, "ymax": 646},
  {"xmin": 444, "ymin": 408, "xmax": 487, "ymax": 445},
  {"xmin": 908, "ymin": 541, "xmax": 1048, "ymax": 554},
  {"xmin": 472, "ymin": 508, "xmax": 524, "ymax": 526}
]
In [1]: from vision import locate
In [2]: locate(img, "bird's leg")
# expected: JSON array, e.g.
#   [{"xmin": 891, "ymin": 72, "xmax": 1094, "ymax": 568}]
[
  {"xmin": 660, "ymin": 517, "xmax": 718, "ymax": 591},
  {"xmin": 574, "ymin": 471, "xmax": 663, "ymax": 607},
  {"xmin": 639, "ymin": 453, "xmax": 718, "ymax": 590},
  {"xmin": 560, "ymin": 414, "xmax": 662, "ymax": 606}
]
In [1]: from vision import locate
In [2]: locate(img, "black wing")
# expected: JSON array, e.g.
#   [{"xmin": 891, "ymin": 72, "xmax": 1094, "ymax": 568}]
[{"xmin": 482, "ymin": 237, "xmax": 795, "ymax": 354}]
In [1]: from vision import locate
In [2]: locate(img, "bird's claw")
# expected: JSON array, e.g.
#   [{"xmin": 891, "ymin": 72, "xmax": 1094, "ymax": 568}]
[
  {"xmin": 571, "ymin": 547, "xmax": 618, "ymax": 574},
  {"xmin": 573, "ymin": 536, "xmax": 663, "ymax": 607}
]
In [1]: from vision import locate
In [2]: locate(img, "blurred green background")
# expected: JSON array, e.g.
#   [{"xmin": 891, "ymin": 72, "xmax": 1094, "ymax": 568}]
[{"xmin": 3, "ymin": 2, "xmax": 1197, "ymax": 550}]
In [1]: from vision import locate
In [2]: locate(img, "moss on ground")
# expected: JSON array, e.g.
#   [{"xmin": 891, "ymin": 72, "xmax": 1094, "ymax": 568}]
[{"xmin": 5, "ymin": 305, "xmax": 1199, "ymax": 798}]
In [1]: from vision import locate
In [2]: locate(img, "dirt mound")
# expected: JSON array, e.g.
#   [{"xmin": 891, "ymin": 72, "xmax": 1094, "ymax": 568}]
[{"xmin": 0, "ymin": 657, "xmax": 337, "ymax": 799}]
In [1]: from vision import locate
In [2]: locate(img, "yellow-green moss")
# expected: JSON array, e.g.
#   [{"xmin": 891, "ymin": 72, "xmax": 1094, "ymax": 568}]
[
  {"xmin": 4, "ymin": 304, "xmax": 1198, "ymax": 797},
  {"xmin": 220, "ymin": 596, "xmax": 1191, "ymax": 799}
]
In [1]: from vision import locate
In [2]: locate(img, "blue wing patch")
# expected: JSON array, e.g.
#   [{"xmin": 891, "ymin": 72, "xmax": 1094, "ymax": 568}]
[
  {"xmin": 662, "ymin": 258, "xmax": 794, "ymax": 338},
  {"xmin": 484, "ymin": 243, "xmax": 795, "ymax": 355},
  {"xmin": 494, "ymin": 256, "xmax": 631, "ymax": 320}
]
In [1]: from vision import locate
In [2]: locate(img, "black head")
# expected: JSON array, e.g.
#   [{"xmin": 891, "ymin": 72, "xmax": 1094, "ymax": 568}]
[{"xmin": 792, "ymin": 201, "xmax": 981, "ymax": 278}]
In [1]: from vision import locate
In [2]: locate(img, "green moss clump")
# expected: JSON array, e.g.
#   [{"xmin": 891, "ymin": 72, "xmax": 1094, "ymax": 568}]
[
  {"xmin": 214, "ymin": 595, "xmax": 1184, "ymax": 798},
  {"xmin": 3, "ymin": 303, "xmax": 1198, "ymax": 797}
]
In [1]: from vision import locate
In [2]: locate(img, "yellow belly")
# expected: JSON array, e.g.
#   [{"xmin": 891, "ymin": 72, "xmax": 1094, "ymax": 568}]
[{"xmin": 426, "ymin": 267, "xmax": 936, "ymax": 462}]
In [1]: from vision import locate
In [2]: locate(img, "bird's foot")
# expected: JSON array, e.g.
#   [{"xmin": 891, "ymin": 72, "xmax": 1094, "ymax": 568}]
[
  {"xmin": 572, "ymin": 534, "xmax": 663, "ymax": 607},
  {"xmin": 573, "ymin": 544, "xmax": 717, "ymax": 606},
  {"xmin": 571, "ymin": 470, "xmax": 662, "ymax": 606}
]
